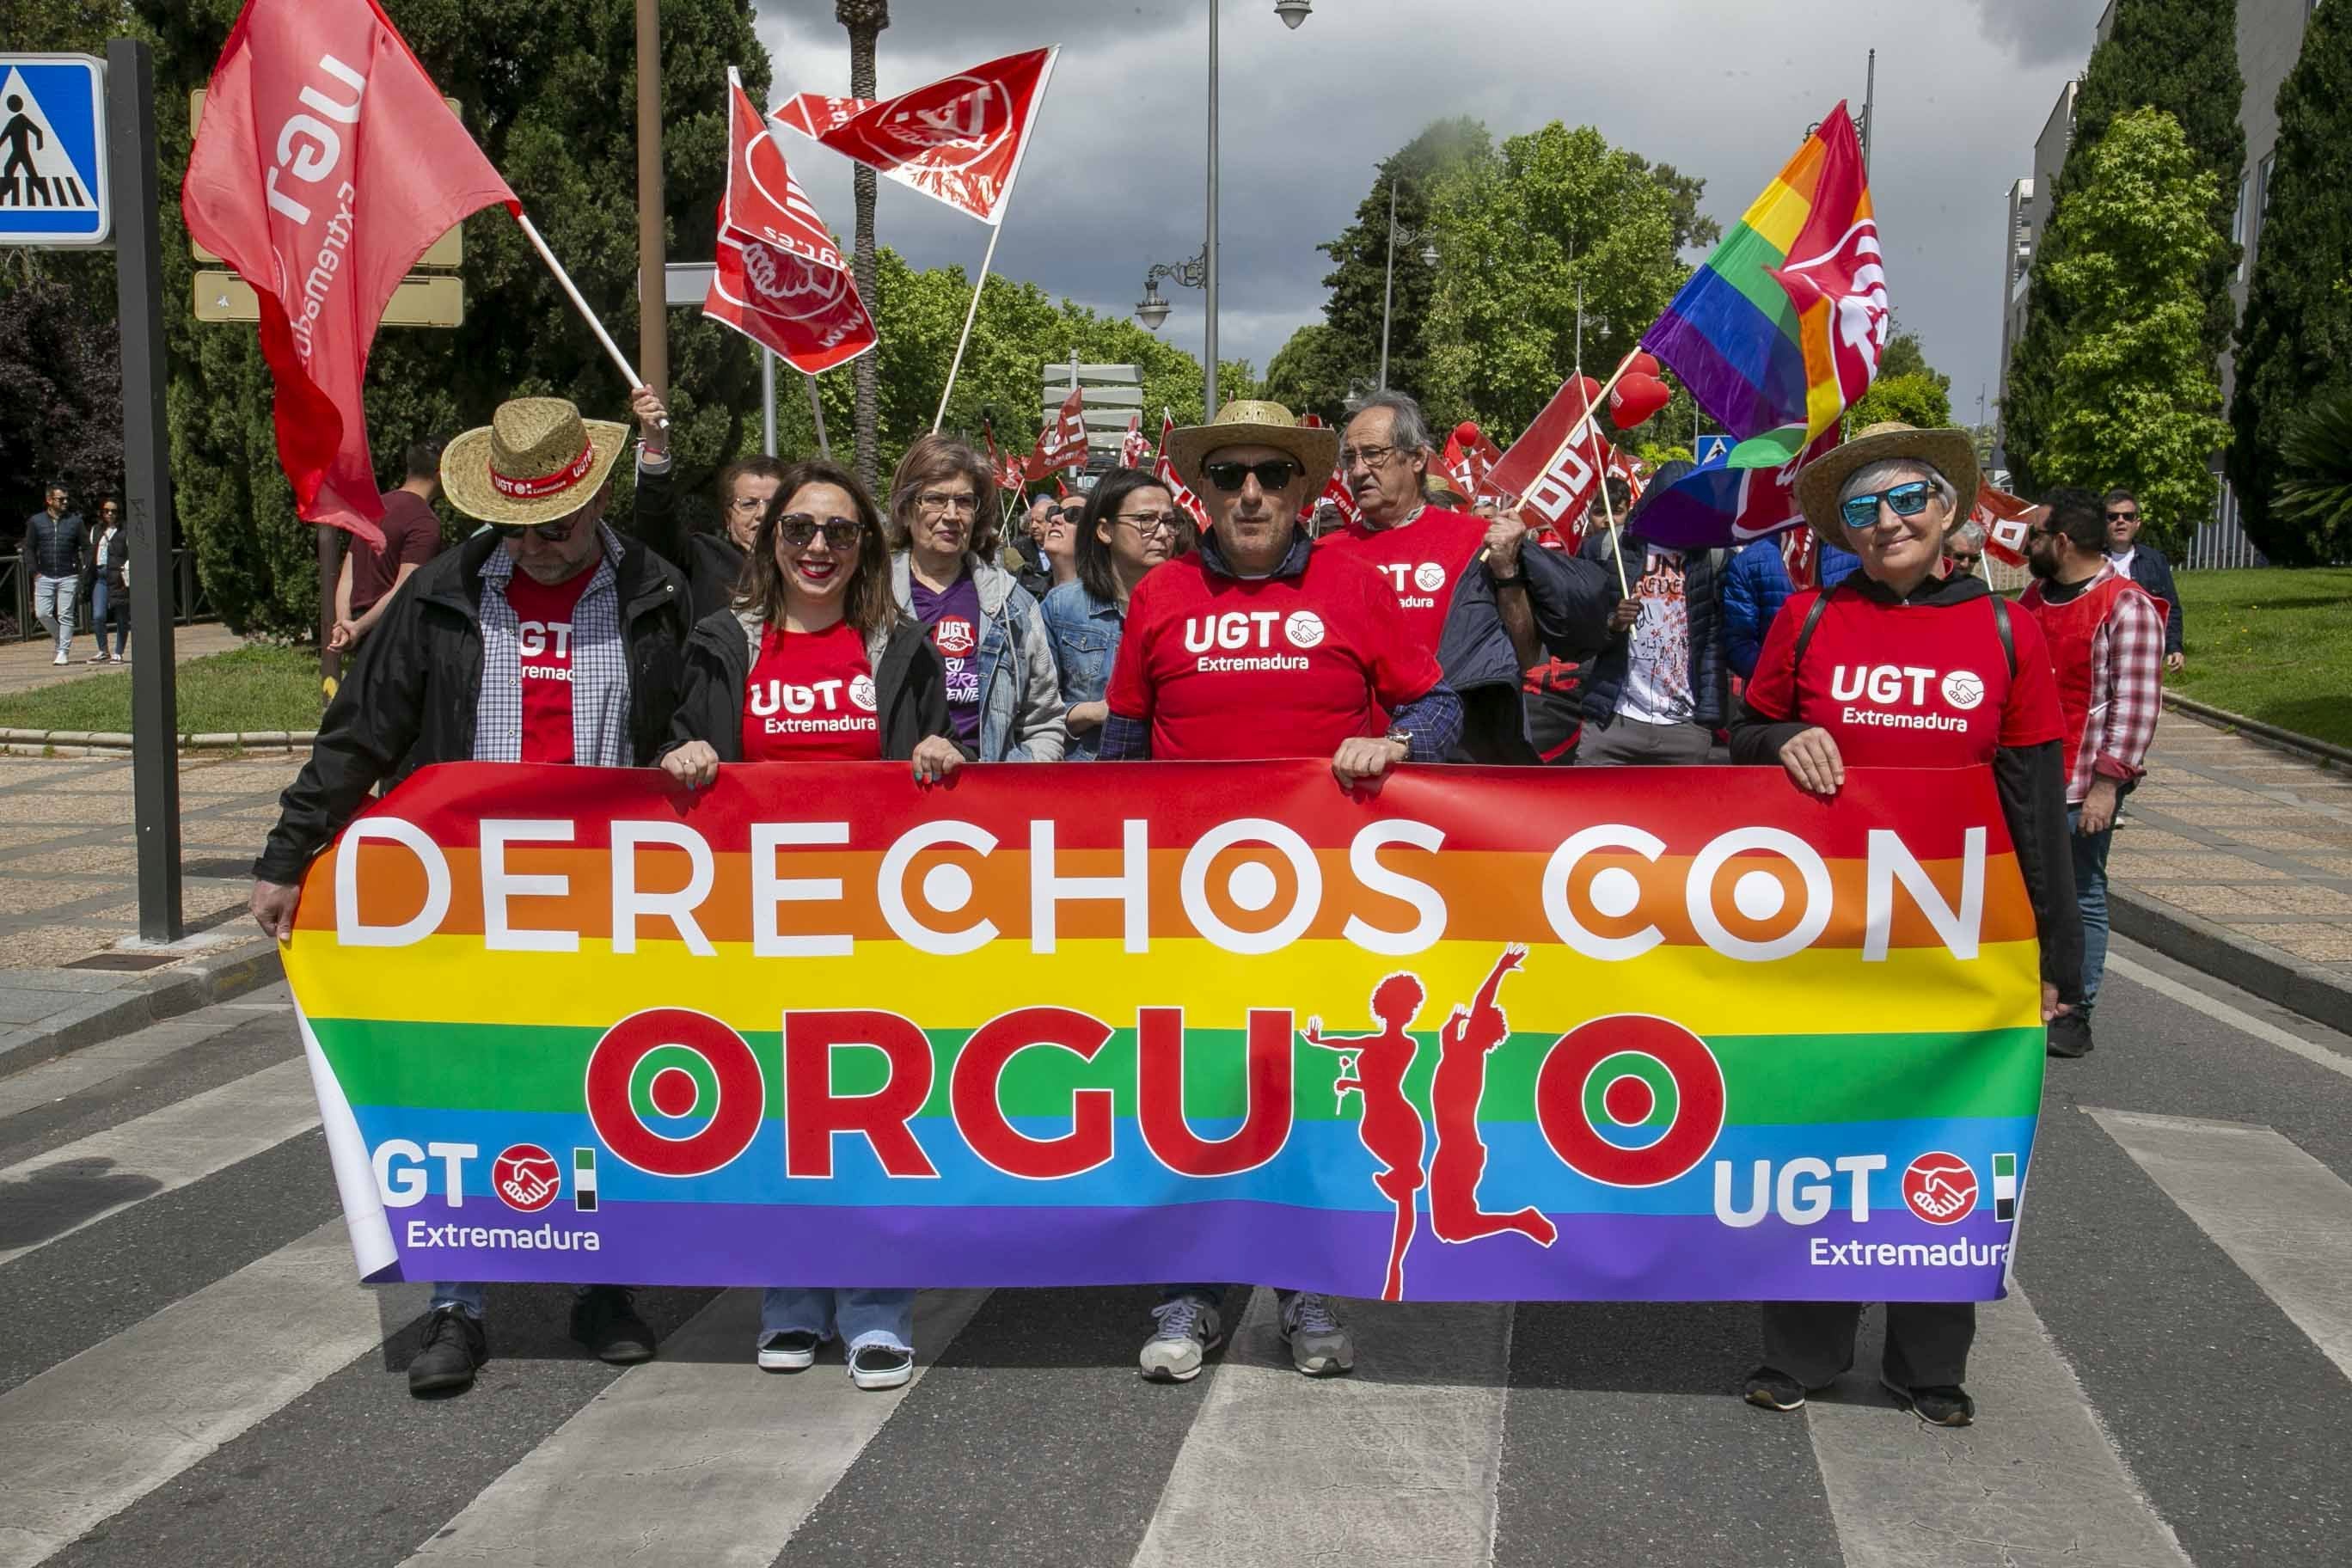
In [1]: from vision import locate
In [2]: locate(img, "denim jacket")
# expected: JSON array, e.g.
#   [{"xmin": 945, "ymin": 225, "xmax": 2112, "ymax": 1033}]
[
  {"xmin": 1039, "ymin": 579, "xmax": 1124, "ymax": 760},
  {"xmin": 891, "ymin": 550, "xmax": 1067, "ymax": 762}
]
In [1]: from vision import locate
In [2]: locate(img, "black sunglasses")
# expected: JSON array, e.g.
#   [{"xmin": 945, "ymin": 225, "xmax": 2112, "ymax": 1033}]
[
  {"xmin": 489, "ymin": 519, "xmax": 575, "ymax": 542},
  {"xmin": 1200, "ymin": 458, "xmax": 1302, "ymax": 493},
  {"xmin": 777, "ymin": 514, "xmax": 864, "ymax": 550},
  {"xmin": 2104, "ymin": 510, "xmax": 2139, "ymax": 522}
]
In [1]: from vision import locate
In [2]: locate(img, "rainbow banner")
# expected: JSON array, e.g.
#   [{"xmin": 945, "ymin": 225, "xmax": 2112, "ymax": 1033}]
[
  {"xmin": 285, "ymin": 761, "xmax": 2044, "ymax": 1302},
  {"xmin": 1640, "ymin": 103, "xmax": 1886, "ymax": 469}
]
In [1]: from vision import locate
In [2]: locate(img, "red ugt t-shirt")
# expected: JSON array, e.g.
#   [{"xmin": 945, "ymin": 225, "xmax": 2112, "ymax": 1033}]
[
  {"xmin": 740, "ymin": 620, "xmax": 884, "ymax": 762},
  {"xmin": 1105, "ymin": 547, "xmax": 1442, "ymax": 760},
  {"xmin": 1314, "ymin": 505, "xmax": 1491, "ymax": 659},
  {"xmin": 1743, "ymin": 586, "xmax": 2064, "ymax": 767},
  {"xmin": 503, "ymin": 567, "xmax": 597, "ymax": 765}
]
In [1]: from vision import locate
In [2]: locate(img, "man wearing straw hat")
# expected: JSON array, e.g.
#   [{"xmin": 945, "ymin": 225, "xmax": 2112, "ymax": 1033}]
[
  {"xmin": 248, "ymin": 396, "xmax": 694, "ymax": 1397},
  {"xmin": 1100, "ymin": 398, "xmax": 1463, "ymax": 1381}
]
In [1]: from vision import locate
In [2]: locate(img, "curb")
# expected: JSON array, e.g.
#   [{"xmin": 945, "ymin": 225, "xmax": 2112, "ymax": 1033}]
[
  {"xmin": 2110, "ymin": 884, "xmax": 2352, "ymax": 1038},
  {"xmin": 2162, "ymin": 692, "xmax": 2351, "ymax": 771},
  {"xmin": 0, "ymin": 728, "xmax": 315, "ymax": 757},
  {"xmin": 0, "ymin": 934, "xmax": 286, "ymax": 1080}
]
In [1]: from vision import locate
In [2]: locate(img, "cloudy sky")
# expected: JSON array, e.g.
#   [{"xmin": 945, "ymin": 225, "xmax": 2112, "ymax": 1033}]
[{"xmin": 751, "ymin": 0, "xmax": 2110, "ymax": 420}]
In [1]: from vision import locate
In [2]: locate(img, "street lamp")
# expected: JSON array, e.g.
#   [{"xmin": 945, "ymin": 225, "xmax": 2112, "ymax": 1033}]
[
  {"xmin": 1135, "ymin": 248, "xmax": 1208, "ymax": 333},
  {"xmin": 1378, "ymin": 181, "xmax": 1439, "ymax": 391},
  {"xmin": 1199, "ymin": 3, "xmax": 1311, "ymax": 414}
]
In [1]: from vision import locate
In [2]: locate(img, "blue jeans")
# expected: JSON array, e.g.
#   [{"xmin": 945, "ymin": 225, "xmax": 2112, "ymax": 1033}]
[
  {"xmin": 33, "ymin": 573, "xmax": 75, "ymax": 654},
  {"xmin": 762, "ymin": 1287, "xmax": 915, "ymax": 1353},
  {"xmin": 90, "ymin": 581, "xmax": 127, "ymax": 656},
  {"xmin": 2070, "ymin": 806, "xmax": 2114, "ymax": 1013}
]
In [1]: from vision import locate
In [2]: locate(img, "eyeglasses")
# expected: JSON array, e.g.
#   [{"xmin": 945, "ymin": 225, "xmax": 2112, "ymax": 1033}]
[
  {"xmin": 777, "ymin": 514, "xmax": 863, "ymax": 550},
  {"xmin": 1946, "ymin": 553, "xmax": 1981, "ymax": 569},
  {"xmin": 1117, "ymin": 511, "xmax": 1179, "ymax": 536},
  {"xmin": 1838, "ymin": 481, "xmax": 1936, "ymax": 532},
  {"xmin": 1057, "ymin": 504, "xmax": 1086, "ymax": 523},
  {"xmin": 490, "ymin": 519, "xmax": 578, "ymax": 542},
  {"xmin": 2104, "ymin": 509, "xmax": 2139, "ymax": 522},
  {"xmin": 727, "ymin": 495, "xmax": 767, "ymax": 515},
  {"xmin": 918, "ymin": 490, "xmax": 979, "ymax": 515},
  {"xmin": 1338, "ymin": 443, "xmax": 1401, "ymax": 471},
  {"xmin": 1200, "ymin": 458, "xmax": 1303, "ymax": 493}
]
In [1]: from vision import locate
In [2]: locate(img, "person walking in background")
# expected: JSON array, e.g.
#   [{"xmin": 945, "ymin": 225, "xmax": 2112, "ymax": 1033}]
[
  {"xmin": 1041, "ymin": 467, "xmax": 1176, "ymax": 759},
  {"xmin": 627, "ymin": 387, "xmax": 784, "ymax": 623},
  {"xmin": 2101, "ymin": 489, "xmax": 2184, "ymax": 675},
  {"xmin": 886, "ymin": 435, "xmax": 1067, "ymax": 763},
  {"xmin": 1575, "ymin": 462, "xmax": 1728, "ymax": 765},
  {"xmin": 22, "ymin": 482, "xmax": 83, "ymax": 665},
  {"xmin": 2021, "ymin": 487, "xmax": 2167, "ymax": 1060},
  {"xmin": 330, "ymin": 441, "xmax": 444, "ymax": 654},
  {"xmin": 82, "ymin": 497, "xmax": 128, "ymax": 664}
]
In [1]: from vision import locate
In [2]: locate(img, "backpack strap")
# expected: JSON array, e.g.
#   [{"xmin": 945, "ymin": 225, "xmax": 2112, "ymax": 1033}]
[
  {"xmin": 1991, "ymin": 595, "xmax": 2017, "ymax": 678},
  {"xmin": 1789, "ymin": 588, "xmax": 1836, "ymax": 677}
]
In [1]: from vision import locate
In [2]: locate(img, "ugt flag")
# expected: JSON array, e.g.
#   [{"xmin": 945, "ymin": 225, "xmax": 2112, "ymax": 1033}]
[
  {"xmin": 772, "ymin": 47, "xmax": 1059, "ymax": 225},
  {"xmin": 1486, "ymin": 376, "xmax": 1615, "ymax": 530},
  {"xmin": 702, "ymin": 68, "xmax": 875, "ymax": 376},
  {"xmin": 182, "ymin": 0, "xmax": 518, "ymax": 544},
  {"xmin": 1027, "ymin": 385, "xmax": 1087, "ymax": 478}
]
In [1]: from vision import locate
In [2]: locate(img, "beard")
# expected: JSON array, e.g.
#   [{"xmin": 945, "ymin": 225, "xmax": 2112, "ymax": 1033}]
[{"xmin": 2026, "ymin": 542, "xmax": 2061, "ymax": 581}]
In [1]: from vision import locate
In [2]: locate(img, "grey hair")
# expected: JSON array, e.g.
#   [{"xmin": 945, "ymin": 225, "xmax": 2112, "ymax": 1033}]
[
  {"xmin": 1951, "ymin": 517, "xmax": 1987, "ymax": 548},
  {"xmin": 1343, "ymin": 389, "xmax": 1436, "ymax": 456},
  {"xmin": 1837, "ymin": 457, "xmax": 1957, "ymax": 514}
]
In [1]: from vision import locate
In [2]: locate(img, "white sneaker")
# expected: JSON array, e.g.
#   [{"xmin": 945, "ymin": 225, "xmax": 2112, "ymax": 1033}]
[
  {"xmin": 756, "ymin": 1330, "xmax": 819, "ymax": 1371},
  {"xmin": 52, "ymin": 652, "xmax": 68, "ymax": 665},
  {"xmin": 1279, "ymin": 1292, "xmax": 1355, "ymax": 1376},
  {"xmin": 1140, "ymin": 1295, "xmax": 1225, "ymax": 1382},
  {"xmin": 848, "ymin": 1343, "xmax": 914, "ymax": 1390}
]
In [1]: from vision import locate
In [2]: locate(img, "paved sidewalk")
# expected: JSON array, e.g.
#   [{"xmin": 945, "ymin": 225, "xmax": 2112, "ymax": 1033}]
[
  {"xmin": 2112, "ymin": 710, "xmax": 2352, "ymax": 1028},
  {"xmin": 0, "ymin": 622, "xmax": 248, "ymax": 698}
]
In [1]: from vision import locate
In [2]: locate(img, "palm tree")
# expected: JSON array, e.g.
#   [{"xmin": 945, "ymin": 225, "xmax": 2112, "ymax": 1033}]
[{"xmin": 837, "ymin": 0, "xmax": 890, "ymax": 491}]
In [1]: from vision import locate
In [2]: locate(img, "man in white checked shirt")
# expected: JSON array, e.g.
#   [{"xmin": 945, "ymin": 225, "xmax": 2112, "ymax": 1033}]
[{"xmin": 2019, "ymin": 488, "xmax": 2166, "ymax": 1060}]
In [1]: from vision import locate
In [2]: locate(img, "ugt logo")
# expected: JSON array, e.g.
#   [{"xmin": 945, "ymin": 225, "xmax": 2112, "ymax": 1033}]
[
  {"xmin": 1902, "ymin": 1152, "xmax": 1978, "ymax": 1225},
  {"xmin": 493, "ymin": 1143, "xmax": 562, "ymax": 1213}
]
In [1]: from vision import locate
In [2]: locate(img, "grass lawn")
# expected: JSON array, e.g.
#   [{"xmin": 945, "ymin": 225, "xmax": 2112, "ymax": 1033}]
[
  {"xmin": 0, "ymin": 644, "xmax": 325, "ymax": 735},
  {"xmin": 2171, "ymin": 567, "xmax": 2352, "ymax": 747}
]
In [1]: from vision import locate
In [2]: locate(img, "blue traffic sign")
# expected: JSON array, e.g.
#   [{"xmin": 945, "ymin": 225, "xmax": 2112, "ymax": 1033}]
[
  {"xmin": 0, "ymin": 53, "xmax": 108, "ymax": 246},
  {"xmin": 1694, "ymin": 433, "xmax": 1734, "ymax": 469}
]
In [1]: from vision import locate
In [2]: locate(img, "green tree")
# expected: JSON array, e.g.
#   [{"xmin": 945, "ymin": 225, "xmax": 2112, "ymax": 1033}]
[
  {"xmin": 1420, "ymin": 121, "xmax": 1694, "ymax": 442},
  {"xmin": 1260, "ymin": 322, "xmax": 1360, "ymax": 425},
  {"xmin": 1850, "ymin": 373, "xmax": 1954, "ymax": 429},
  {"xmin": 1876, "ymin": 330, "xmax": 1951, "ymax": 398},
  {"xmin": 2002, "ymin": 0, "xmax": 2244, "ymax": 495},
  {"xmin": 2227, "ymin": 0, "xmax": 2352, "ymax": 564},
  {"xmin": 2271, "ymin": 387, "xmax": 2352, "ymax": 560},
  {"xmin": 2029, "ymin": 109, "xmax": 2230, "ymax": 552},
  {"xmin": 143, "ymin": 0, "xmax": 771, "ymax": 638}
]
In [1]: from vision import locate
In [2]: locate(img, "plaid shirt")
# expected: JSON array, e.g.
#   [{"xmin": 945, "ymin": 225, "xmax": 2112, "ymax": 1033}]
[
  {"xmin": 472, "ymin": 524, "xmax": 634, "ymax": 767},
  {"xmin": 2071, "ymin": 564, "xmax": 2165, "ymax": 803}
]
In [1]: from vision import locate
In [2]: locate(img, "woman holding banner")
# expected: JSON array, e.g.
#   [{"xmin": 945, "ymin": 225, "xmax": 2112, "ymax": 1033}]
[
  {"xmin": 1729, "ymin": 421, "xmax": 2082, "ymax": 1428},
  {"xmin": 1040, "ymin": 467, "xmax": 1181, "ymax": 760},
  {"xmin": 658, "ymin": 458, "xmax": 965, "ymax": 1390}
]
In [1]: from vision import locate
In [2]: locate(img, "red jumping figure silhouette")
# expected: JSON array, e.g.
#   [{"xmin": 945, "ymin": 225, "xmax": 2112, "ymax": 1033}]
[
  {"xmin": 1429, "ymin": 945, "xmax": 1559, "ymax": 1248},
  {"xmin": 1301, "ymin": 972, "xmax": 1428, "ymax": 1302}
]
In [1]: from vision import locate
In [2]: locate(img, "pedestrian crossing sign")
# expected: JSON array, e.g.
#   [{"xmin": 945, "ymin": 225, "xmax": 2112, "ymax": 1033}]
[{"xmin": 0, "ymin": 53, "xmax": 109, "ymax": 247}]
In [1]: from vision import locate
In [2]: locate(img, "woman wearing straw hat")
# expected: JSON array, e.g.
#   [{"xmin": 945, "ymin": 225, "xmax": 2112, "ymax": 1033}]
[
  {"xmin": 659, "ymin": 457, "xmax": 964, "ymax": 1391},
  {"xmin": 1728, "ymin": 421, "xmax": 2083, "ymax": 1428},
  {"xmin": 252, "ymin": 395, "xmax": 694, "ymax": 1397}
]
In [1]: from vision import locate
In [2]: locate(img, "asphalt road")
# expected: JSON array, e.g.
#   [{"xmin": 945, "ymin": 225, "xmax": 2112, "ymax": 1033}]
[{"xmin": 1, "ymin": 938, "xmax": 2346, "ymax": 1568}]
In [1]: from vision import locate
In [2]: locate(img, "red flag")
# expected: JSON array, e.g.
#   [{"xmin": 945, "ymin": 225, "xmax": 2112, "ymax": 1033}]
[
  {"xmin": 983, "ymin": 420, "xmax": 1024, "ymax": 493},
  {"xmin": 772, "ymin": 48, "xmax": 1058, "ymax": 225},
  {"xmin": 1118, "ymin": 413, "xmax": 1150, "ymax": 469},
  {"xmin": 1973, "ymin": 482, "xmax": 2042, "ymax": 567},
  {"xmin": 1779, "ymin": 524, "xmax": 1816, "ymax": 590},
  {"xmin": 1153, "ymin": 413, "xmax": 1212, "ymax": 536},
  {"xmin": 1028, "ymin": 385, "xmax": 1087, "ymax": 477},
  {"xmin": 1487, "ymin": 377, "xmax": 1615, "ymax": 530},
  {"xmin": 702, "ymin": 69, "xmax": 875, "ymax": 376},
  {"xmin": 181, "ymin": 0, "xmax": 518, "ymax": 543},
  {"xmin": 1440, "ymin": 422, "xmax": 1505, "ymax": 504}
]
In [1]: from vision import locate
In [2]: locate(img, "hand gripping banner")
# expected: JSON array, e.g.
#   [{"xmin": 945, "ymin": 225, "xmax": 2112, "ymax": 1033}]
[{"xmin": 285, "ymin": 762, "xmax": 2045, "ymax": 1302}]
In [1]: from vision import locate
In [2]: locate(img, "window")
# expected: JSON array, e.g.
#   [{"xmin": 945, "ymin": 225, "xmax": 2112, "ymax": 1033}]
[{"xmin": 2233, "ymin": 175, "xmax": 2250, "ymax": 279}]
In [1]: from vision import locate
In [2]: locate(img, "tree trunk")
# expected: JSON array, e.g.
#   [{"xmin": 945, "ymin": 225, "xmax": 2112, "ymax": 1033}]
[{"xmin": 839, "ymin": 3, "xmax": 889, "ymax": 493}]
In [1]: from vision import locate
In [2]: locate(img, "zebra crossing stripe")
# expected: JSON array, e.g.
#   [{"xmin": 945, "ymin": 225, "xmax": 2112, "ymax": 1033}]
[
  {"xmin": 1804, "ymin": 1285, "xmax": 2193, "ymax": 1568},
  {"xmin": 2087, "ymin": 1107, "xmax": 2352, "ymax": 1381},
  {"xmin": 0, "ymin": 1220, "xmax": 429, "ymax": 1568},
  {"xmin": 1131, "ymin": 1293, "xmax": 1512, "ymax": 1565},
  {"xmin": 399, "ymin": 1286, "xmax": 990, "ymax": 1565},
  {"xmin": 2105, "ymin": 952, "xmax": 2352, "ymax": 1084},
  {"xmin": 0, "ymin": 1056, "xmax": 320, "ymax": 1268}
]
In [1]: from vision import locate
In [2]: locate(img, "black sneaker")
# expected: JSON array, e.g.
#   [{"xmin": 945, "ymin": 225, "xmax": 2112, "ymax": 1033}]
[
  {"xmin": 1883, "ymin": 1377, "xmax": 1975, "ymax": 1426},
  {"xmin": 570, "ymin": 1286, "xmax": 657, "ymax": 1365},
  {"xmin": 408, "ymin": 1306, "xmax": 486, "ymax": 1395},
  {"xmin": 1742, "ymin": 1364, "xmax": 1808, "ymax": 1412},
  {"xmin": 848, "ymin": 1343, "xmax": 915, "ymax": 1390},
  {"xmin": 2046, "ymin": 1011, "xmax": 2093, "ymax": 1058}
]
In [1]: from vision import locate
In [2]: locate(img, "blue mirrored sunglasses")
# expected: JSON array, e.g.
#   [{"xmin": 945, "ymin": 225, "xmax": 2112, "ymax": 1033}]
[{"xmin": 1839, "ymin": 480, "xmax": 1936, "ymax": 531}]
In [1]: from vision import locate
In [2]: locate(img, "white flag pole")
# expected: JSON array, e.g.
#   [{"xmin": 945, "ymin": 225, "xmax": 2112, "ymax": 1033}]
[
  {"xmin": 805, "ymin": 372, "xmax": 833, "ymax": 460},
  {"xmin": 761, "ymin": 350, "xmax": 778, "ymax": 456},
  {"xmin": 513, "ymin": 211, "xmax": 665, "ymax": 429},
  {"xmin": 931, "ymin": 47, "xmax": 1061, "ymax": 433}
]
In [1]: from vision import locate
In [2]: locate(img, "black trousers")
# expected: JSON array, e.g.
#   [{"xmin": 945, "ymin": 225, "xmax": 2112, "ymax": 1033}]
[{"xmin": 1760, "ymin": 1300, "xmax": 1975, "ymax": 1389}]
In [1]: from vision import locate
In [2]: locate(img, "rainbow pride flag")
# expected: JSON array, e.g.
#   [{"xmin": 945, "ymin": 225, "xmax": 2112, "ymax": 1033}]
[
  {"xmin": 1641, "ymin": 104, "xmax": 1885, "ymax": 469},
  {"xmin": 285, "ymin": 761, "xmax": 2043, "ymax": 1302}
]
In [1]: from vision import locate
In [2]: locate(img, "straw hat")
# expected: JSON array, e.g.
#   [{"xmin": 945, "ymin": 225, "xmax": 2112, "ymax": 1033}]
[
  {"xmin": 1794, "ymin": 421, "xmax": 1981, "ymax": 544},
  {"xmin": 440, "ymin": 397, "xmax": 630, "ymax": 527},
  {"xmin": 1163, "ymin": 400, "xmax": 1339, "ymax": 500}
]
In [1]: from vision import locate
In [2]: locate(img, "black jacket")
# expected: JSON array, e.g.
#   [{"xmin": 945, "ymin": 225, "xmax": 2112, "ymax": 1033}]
[
  {"xmin": 668, "ymin": 606, "xmax": 961, "ymax": 764},
  {"xmin": 81, "ymin": 525, "xmax": 129, "ymax": 595},
  {"xmin": 21, "ymin": 510, "xmax": 84, "ymax": 579},
  {"xmin": 255, "ymin": 530, "xmax": 692, "ymax": 884},
  {"xmin": 1436, "ymin": 535, "xmax": 1615, "ymax": 763},
  {"xmin": 2116, "ymin": 545, "xmax": 2184, "ymax": 655},
  {"xmin": 631, "ymin": 456, "xmax": 749, "ymax": 624},
  {"xmin": 1724, "ymin": 571, "xmax": 2085, "ymax": 1005}
]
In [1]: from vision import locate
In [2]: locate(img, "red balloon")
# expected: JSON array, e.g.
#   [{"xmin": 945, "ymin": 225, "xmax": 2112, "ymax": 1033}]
[
  {"xmin": 1628, "ymin": 352, "xmax": 1662, "ymax": 381},
  {"xmin": 1609, "ymin": 372, "xmax": 1672, "ymax": 430},
  {"xmin": 1453, "ymin": 420, "xmax": 1483, "ymax": 446}
]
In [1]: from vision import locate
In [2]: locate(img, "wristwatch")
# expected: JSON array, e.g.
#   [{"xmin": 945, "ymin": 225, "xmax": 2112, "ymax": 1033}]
[{"xmin": 1383, "ymin": 728, "xmax": 1414, "ymax": 755}]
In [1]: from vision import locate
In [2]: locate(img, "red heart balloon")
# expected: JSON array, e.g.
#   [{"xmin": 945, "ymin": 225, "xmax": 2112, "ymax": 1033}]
[
  {"xmin": 1628, "ymin": 352, "xmax": 1662, "ymax": 381},
  {"xmin": 1610, "ymin": 372, "xmax": 1672, "ymax": 430}
]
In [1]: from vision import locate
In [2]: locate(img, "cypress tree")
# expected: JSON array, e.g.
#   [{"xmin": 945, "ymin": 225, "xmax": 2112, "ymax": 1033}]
[
  {"xmin": 2001, "ymin": 0, "xmax": 2245, "ymax": 496},
  {"xmin": 2227, "ymin": 0, "xmax": 2352, "ymax": 565}
]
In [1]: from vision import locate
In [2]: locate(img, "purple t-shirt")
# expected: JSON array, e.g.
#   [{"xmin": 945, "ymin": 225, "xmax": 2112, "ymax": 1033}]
[{"xmin": 910, "ymin": 570, "xmax": 983, "ymax": 749}]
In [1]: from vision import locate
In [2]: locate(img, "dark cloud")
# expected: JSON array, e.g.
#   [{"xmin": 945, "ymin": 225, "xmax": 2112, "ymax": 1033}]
[{"xmin": 1963, "ymin": 0, "xmax": 2107, "ymax": 64}]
